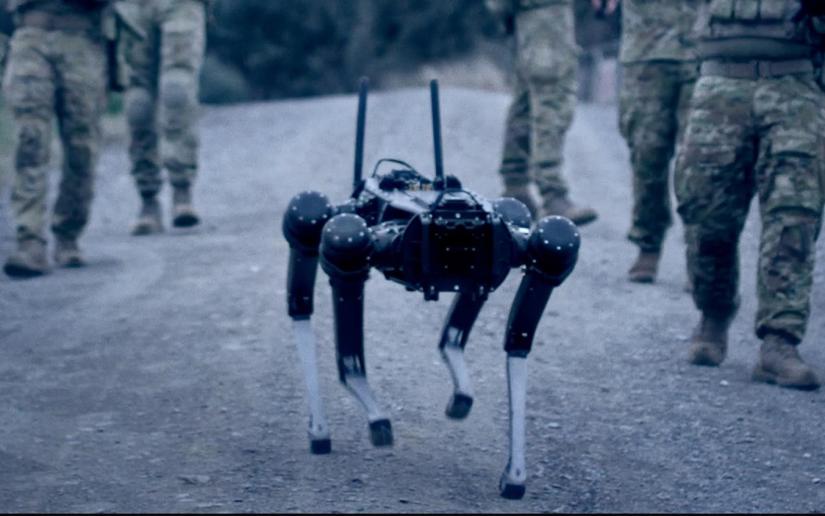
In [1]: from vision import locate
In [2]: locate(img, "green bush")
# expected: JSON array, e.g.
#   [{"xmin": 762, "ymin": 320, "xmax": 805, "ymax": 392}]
[{"xmin": 203, "ymin": 0, "xmax": 501, "ymax": 103}]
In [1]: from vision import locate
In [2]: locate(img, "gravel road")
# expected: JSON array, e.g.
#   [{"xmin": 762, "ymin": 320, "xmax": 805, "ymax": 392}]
[{"xmin": 1, "ymin": 87, "xmax": 825, "ymax": 513}]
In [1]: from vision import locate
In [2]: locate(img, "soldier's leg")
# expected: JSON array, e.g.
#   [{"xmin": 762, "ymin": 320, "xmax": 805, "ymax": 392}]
[
  {"xmin": 51, "ymin": 33, "xmax": 107, "ymax": 267},
  {"xmin": 499, "ymin": 74, "xmax": 538, "ymax": 216},
  {"xmin": 750, "ymin": 75, "xmax": 825, "ymax": 390},
  {"xmin": 159, "ymin": 0, "xmax": 205, "ymax": 227},
  {"xmin": 2, "ymin": 28, "xmax": 54, "ymax": 278},
  {"xmin": 675, "ymin": 63, "xmax": 700, "ymax": 292},
  {"xmin": 675, "ymin": 76, "xmax": 756, "ymax": 366},
  {"xmin": 620, "ymin": 61, "xmax": 681, "ymax": 282},
  {"xmin": 122, "ymin": 9, "xmax": 164, "ymax": 235},
  {"xmin": 514, "ymin": 3, "xmax": 596, "ymax": 225}
]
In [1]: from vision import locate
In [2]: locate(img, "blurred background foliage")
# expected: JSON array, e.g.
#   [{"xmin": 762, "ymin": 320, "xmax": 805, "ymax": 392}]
[{"xmin": 201, "ymin": 0, "xmax": 620, "ymax": 104}]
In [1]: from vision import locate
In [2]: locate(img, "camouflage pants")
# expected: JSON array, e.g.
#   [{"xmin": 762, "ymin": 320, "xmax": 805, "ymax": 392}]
[
  {"xmin": 620, "ymin": 61, "xmax": 697, "ymax": 251},
  {"xmin": 121, "ymin": 0, "xmax": 205, "ymax": 196},
  {"xmin": 499, "ymin": 2, "xmax": 578, "ymax": 199},
  {"xmin": 3, "ymin": 27, "xmax": 106, "ymax": 243},
  {"xmin": 675, "ymin": 74, "xmax": 825, "ymax": 343}
]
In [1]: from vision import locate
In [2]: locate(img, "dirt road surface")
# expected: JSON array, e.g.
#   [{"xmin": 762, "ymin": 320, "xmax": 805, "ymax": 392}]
[{"xmin": 2, "ymin": 88, "xmax": 825, "ymax": 513}]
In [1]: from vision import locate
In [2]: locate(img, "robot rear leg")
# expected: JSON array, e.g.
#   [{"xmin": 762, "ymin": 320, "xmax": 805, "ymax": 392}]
[
  {"xmin": 439, "ymin": 292, "xmax": 486, "ymax": 420},
  {"xmin": 499, "ymin": 215, "xmax": 580, "ymax": 499}
]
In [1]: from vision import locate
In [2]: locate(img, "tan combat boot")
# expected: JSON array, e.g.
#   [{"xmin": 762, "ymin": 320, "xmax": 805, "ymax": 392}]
[
  {"xmin": 131, "ymin": 196, "xmax": 163, "ymax": 236},
  {"xmin": 172, "ymin": 186, "xmax": 200, "ymax": 228},
  {"xmin": 543, "ymin": 195, "xmax": 598, "ymax": 226},
  {"xmin": 687, "ymin": 313, "xmax": 731, "ymax": 367},
  {"xmin": 752, "ymin": 334, "xmax": 821, "ymax": 391},
  {"xmin": 54, "ymin": 236, "xmax": 85, "ymax": 268},
  {"xmin": 628, "ymin": 249, "xmax": 660, "ymax": 283},
  {"xmin": 3, "ymin": 238, "xmax": 49, "ymax": 278},
  {"xmin": 502, "ymin": 185, "xmax": 539, "ymax": 220}
]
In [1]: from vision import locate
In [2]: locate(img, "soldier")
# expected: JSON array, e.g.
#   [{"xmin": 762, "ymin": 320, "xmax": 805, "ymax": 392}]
[
  {"xmin": 2, "ymin": 0, "xmax": 109, "ymax": 278},
  {"xmin": 486, "ymin": 0, "xmax": 598, "ymax": 225},
  {"xmin": 675, "ymin": 0, "xmax": 825, "ymax": 390},
  {"xmin": 594, "ymin": 0, "xmax": 701, "ymax": 283},
  {"xmin": 115, "ymin": 0, "xmax": 207, "ymax": 235}
]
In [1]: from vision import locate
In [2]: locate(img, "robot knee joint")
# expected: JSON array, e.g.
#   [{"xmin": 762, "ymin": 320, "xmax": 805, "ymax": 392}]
[
  {"xmin": 283, "ymin": 191, "xmax": 334, "ymax": 252},
  {"xmin": 493, "ymin": 197, "xmax": 532, "ymax": 230},
  {"xmin": 527, "ymin": 216, "xmax": 580, "ymax": 286},
  {"xmin": 320, "ymin": 214, "xmax": 373, "ymax": 276}
]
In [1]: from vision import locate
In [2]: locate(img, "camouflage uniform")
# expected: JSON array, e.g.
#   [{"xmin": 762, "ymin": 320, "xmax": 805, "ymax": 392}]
[
  {"xmin": 620, "ymin": 0, "xmax": 701, "ymax": 253},
  {"xmin": 675, "ymin": 0, "xmax": 825, "ymax": 385},
  {"xmin": 3, "ymin": 0, "xmax": 108, "ymax": 246},
  {"xmin": 488, "ymin": 0, "xmax": 594, "ymax": 221},
  {"xmin": 0, "ymin": 33, "xmax": 8, "ymax": 68},
  {"xmin": 116, "ymin": 0, "xmax": 206, "ymax": 198}
]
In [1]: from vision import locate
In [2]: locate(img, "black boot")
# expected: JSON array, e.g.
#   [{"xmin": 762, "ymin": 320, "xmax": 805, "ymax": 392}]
[
  {"xmin": 172, "ymin": 186, "xmax": 200, "ymax": 228},
  {"xmin": 752, "ymin": 333, "xmax": 821, "ymax": 391},
  {"xmin": 132, "ymin": 195, "xmax": 163, "ymax": 236}
]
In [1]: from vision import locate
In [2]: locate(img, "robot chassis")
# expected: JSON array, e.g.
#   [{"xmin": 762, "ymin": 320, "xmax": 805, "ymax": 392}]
[{"xmin": 282, "ymin": 79, "xmax": 580, "ymax": 499}]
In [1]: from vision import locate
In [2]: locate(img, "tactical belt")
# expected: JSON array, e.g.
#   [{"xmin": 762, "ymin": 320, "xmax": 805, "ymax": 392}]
[
  {"xmin": 700, "ymin": 59, "xmax": 814, "ymax": 79},
  {"xmin": 19, "ymin": 11, "xmax": 98, "ymax": 32}
]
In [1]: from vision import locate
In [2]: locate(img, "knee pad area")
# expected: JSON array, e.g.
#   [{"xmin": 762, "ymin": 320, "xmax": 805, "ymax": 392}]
[
  {"xmin": 15, "ymin": 124, "xmax": 50, "ymax": 167},
  {"xmin": 126, "ymin": 90, "xmax": 154, "ymax": 127},
  {"xmin": 161, "ymin": 76, "xmax": 194, "ymax": 111}
]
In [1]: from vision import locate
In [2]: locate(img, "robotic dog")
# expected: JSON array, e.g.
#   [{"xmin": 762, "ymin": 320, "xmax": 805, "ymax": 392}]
[{"xmin": 282, "ymin": 79, "xmax": 580, "ymax": 499}]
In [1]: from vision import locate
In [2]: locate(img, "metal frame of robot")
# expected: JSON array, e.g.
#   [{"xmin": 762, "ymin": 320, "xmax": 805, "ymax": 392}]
[{"xmin": 282, "ymin": 78, "xmax": 581, "ymax": 499}]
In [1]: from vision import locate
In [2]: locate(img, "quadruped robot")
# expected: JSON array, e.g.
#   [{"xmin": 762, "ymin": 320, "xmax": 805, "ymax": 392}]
[{"xmin": 282, "ymin": 79, "xmax": 580, "ymax": 499}]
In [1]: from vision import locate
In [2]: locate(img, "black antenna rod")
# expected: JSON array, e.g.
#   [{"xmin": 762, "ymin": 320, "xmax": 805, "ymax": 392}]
[
  {"xmin": 430, "ymin": 79, "xmax": 445, "ymax": 184},
  {"xmin": 353, "ymin": 77, "xmax": 369, "ymax": 191}
]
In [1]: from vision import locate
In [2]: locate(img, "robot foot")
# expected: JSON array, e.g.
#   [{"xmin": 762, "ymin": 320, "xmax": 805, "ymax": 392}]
[
  {"xmin": 368, "ymin": 419, "xmax": 394, "ymax": 447},
  {"xmin": 499, "ymin": 461, "xmax": 527, "ymax": 499},
  {"xmin": 445, "ymin": 392, "xmax": 473, "ymax": 420},
  {"xmin": 310, "ymin": 438, "xmax": 332, "ymax": 455},
  {"xmin": 499, "ymin": 474, "xmax": 526, "ymax": 500}
]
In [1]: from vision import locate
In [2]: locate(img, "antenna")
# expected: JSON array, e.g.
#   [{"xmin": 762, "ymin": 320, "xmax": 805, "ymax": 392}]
[
  {"xmin": 430, "ymin": 79, "xmax": 445, "ymax": 185},
  {"xmin": 353, "ymin": 77, "xmax": 369, "ymax": 191}
]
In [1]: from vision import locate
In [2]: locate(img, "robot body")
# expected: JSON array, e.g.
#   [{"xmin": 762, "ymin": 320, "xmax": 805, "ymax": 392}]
[{"xmin": 282, "ymin": 79, "xmax": 580, "ymax": 499}]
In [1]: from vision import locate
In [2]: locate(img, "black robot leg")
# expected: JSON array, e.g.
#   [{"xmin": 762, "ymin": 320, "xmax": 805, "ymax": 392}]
[
  {"xmin": 321, "ymin": 213, "xmax": 393, "ymax": 447},
  {"xmin": 499, "ymin": 216, "xmax": 580, "ymax": 500},
  {"xmin": 439, "ymin": 293, "xmax": 486, "ymax": 420},
  {"xmin": 283, "ymin": 191, "xmax": 335, "ymax": 454}
]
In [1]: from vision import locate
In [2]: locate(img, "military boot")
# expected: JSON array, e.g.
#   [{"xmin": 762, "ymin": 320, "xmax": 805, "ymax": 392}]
[
  {"xmin": 628, "ymin": 249, "xmax": 660, "ymax": 283},
  {"xmin": 543, "ymin": 195, "xmax": 598, "ymax": 226},
  {"xmin": 752, "ymin": 334, "xmax": 821, "ymax": 391},
  {"xmin": 132, "ymin": 195, "xmax": 163, "ymax": 236},
  {"xmin": 687, "ymin": 313, "xmax": 732, "ymax": 367},
  {"xmin": 502, "ymin": 185, "xmax": 539, "ymax": 220},
  {"xmin": 3, "ymin": 238, "xmax": 49, "ymax": 278},
  {"xmin": 54, "ymin": 236, "xmax": 85, "ymax": 268},
  {"xmin": 172, "ymin": 186, "xmax": 200, "ymax": 228}
]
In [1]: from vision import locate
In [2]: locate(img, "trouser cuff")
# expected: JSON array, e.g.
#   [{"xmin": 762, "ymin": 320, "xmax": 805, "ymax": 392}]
[{"xmin": 757, "ymin": 325, "xmax": 803, "ymax": 345}]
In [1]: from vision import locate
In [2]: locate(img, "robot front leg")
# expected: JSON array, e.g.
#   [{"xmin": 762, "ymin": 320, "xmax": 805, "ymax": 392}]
[
  {"xmin": 284, "ymin": 191, "xmax": 335, "ymax": 454},
  {"xmin": 499, "ymin": 216, "xmax": 580, "ymax": 499},
  {"xmin": 439, "ymin": 293, "xmax": 486, "ymax": 420},
  {"xmin": 321, "ymin": 213, "xmax": 393, "ymax": 447}
]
